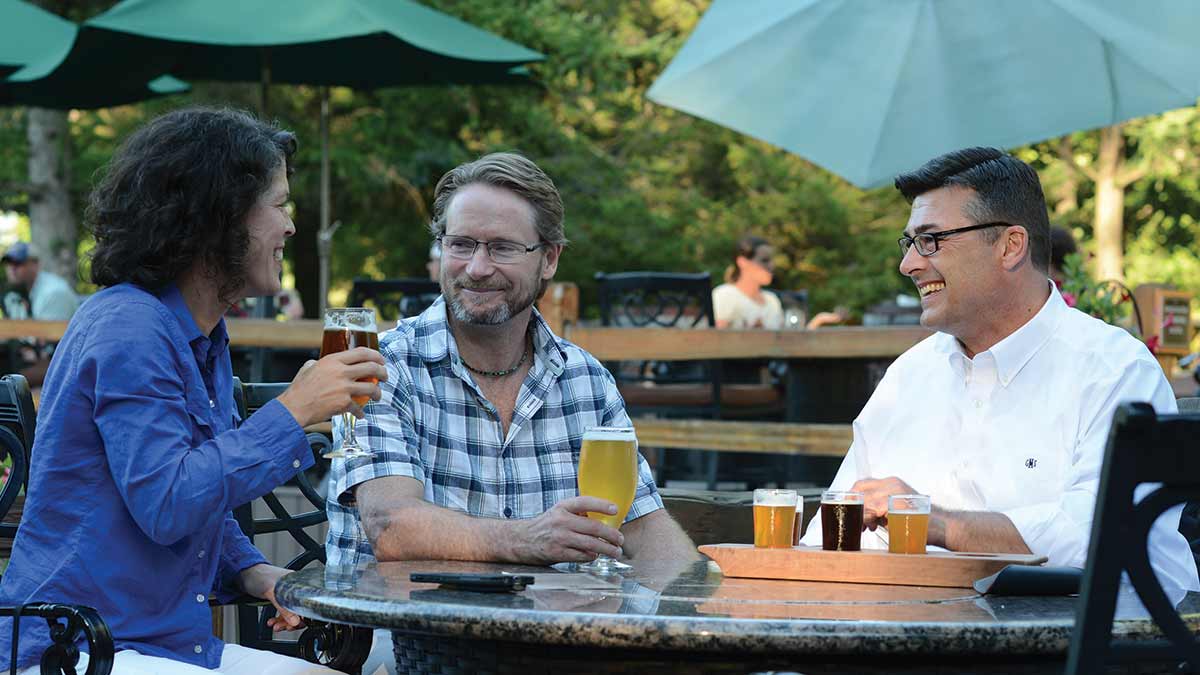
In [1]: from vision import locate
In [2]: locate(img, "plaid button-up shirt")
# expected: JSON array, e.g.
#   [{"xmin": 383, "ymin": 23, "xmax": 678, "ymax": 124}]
[{"xmin": 326, "ymin": 297, "xmax": 663, "ymax": 567}]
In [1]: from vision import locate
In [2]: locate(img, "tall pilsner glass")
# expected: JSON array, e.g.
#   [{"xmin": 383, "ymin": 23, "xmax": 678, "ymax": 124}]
[
  {"xmin": 320, "ymin": 307, "xmax": 379, "ymax": 459},
  {"xmin": 576, "ymin": 426, "xmax": 638, "ymax": 573}
]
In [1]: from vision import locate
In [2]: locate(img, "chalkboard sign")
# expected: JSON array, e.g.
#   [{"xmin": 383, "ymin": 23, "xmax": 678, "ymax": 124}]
[
  {"xmin": 1133, "ymin": 285, "xmax": 1193, "ymax": 357},
  {"xmin": 1163, "ymin": 295, "xmax": 1191, "ymax": 351}
]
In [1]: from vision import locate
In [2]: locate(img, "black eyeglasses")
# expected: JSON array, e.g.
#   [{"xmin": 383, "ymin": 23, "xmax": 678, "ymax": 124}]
[
  {"xmin": 897, "ymin": 222, "xmax": 1010, "ymax": 257},
  {"xmin": 437, "ymin": 235, "xmax": 546, "ymax": 264}
]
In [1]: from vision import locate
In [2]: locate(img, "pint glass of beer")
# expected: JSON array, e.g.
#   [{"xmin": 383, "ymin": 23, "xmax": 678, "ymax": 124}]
[
  {"xmin": 577, "ymin": 426, "xmax": 638, "ymax": 573},
  {"xmin": 820, "ymin": 490, "xmax": 864, "ymax": 551},
  {"xmin": 753, "ymin": 489, "xmax": 797, "ymax": 549},
  {"xmin": 887, "ymin": 494, "xmax": 931, "ymax": 554},
  {"xmin": 320, "ymin": 307, "xmax": 379, "ymax": 459}
]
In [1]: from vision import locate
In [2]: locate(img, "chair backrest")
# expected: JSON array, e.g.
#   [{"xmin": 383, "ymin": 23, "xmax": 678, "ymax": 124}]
[
  {"xmin": 1178, "ymin": 397, "xmax": 1200, "ymax": 413},
  {"xmin": 347, "ymin": 277, "xmax": 441, "ymax": 323},
  {"xmin": 0, "ymin": 374, "xmax": 34, "ymax": 544},
  {"xmin": 1066, "ymin": 402, "xmax": 1200, "ymax": 674},
  {"xmin": 594, "ymin": 271, "xmax": 714, "ymax": 329},
  {"xmin": 230, "ymin": 378, "xmax": 335, "ymax": 658}
]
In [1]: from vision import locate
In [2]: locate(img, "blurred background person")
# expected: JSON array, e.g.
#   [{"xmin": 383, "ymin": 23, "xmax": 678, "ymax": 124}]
[
  {"xmin": 2, "ymin": 242, "xmax": 79, "ymax": 321},
  {"xmin": 1, "ymin": 242, "xmax": 80, "ymax": 386},
  {"xmin": 713, "ymin": 234, "xmax": 783, "ymax": 329},
  {"xmin": 1049, "ymin": 225, "xmax": 1079, "ymax": 288},
  {"xmin": 712, "ymin": 234, "xmax": 844, "ymax": 330}
]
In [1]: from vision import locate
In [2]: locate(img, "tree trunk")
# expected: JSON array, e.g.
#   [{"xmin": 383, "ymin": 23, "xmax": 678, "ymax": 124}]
[
  {"xmin": 1092, "ymin": 125, "xmax": 1125, "ymax": 282},
  {"xmin": 25, "ymin": 108, "xmax": 77, "ymax": 283}
]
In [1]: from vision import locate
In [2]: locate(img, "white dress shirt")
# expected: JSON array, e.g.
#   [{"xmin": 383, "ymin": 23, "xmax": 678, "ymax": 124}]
[{"xmin": 800, "ymin": 284, "xmax": 1199, "ymax": 594}]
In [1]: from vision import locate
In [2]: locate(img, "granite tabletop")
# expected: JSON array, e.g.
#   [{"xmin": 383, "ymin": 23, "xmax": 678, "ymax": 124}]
[{"xmin": 274, "ymin": 558, "xmax": 1199, "ymax": 658}]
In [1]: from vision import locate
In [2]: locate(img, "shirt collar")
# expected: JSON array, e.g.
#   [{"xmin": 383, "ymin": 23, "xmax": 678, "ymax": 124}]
[
  {"xmin": 159, "ymin": 283, "xmax": 230, "ymax": 361},
  {"xmin": 413, "ymin": 296, "xmax": 566, "ymax": 374},
  {"xmin": 934, "ymin": 281, "xmax": 1065, "ymax": 387}
]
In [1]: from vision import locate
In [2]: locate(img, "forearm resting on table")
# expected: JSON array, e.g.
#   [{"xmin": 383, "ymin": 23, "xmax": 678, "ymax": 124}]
[
  {"xmin": 931, "ymin": 508, "xmax": 1032, "ymax": 554},
  {"xmin": 357, "ymin": 477, "xmax": 523, "ymax": 563}
]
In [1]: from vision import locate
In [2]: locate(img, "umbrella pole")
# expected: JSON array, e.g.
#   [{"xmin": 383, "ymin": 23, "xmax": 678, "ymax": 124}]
[
  {"xmin": 318, "ymin": 86, "xmax": 333, "ymax": 315},
  {"xmin": 259, "ymin": 49, "xmax": 271, "ymax": 116}
]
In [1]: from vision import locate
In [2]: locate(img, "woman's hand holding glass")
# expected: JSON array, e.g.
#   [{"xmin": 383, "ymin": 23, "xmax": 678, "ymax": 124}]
[{"xmin": 276, "ymin": 309, "xmax": 386, "ymax": 447}]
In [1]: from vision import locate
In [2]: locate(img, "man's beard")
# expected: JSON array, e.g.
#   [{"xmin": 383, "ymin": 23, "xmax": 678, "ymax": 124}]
[{"xmin": 444, "ymin": 269, "xmax": 540, "ymax": 326}]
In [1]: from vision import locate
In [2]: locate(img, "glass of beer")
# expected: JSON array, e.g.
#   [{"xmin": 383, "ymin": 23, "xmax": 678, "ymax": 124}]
[
  {"xmin": 753, "ymin": 489, "xmax": 797, "ymax": 549},
  {"xmin": 320, "ymin": 307, "xmax": 379, "ymax": 459},
  {"xmin": 576, "ymin": 426, "xmax": 638, "ymax": 573},
  {"xmin": 821, "ymin": 490, "xmax": 864, "ymax": 551},
  {"xmin": 887, "ymin": 494, "xmax": 931, "ymax": 554}
]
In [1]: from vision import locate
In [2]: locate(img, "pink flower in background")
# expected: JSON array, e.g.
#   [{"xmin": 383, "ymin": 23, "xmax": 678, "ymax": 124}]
[
  {"xmin": 1144, "ymin": 335, "xmax": 1160, "ymax": 354},
  {"xmin": 1062, "ymin": 291, "xmax": 1077, "ymax": 307}
]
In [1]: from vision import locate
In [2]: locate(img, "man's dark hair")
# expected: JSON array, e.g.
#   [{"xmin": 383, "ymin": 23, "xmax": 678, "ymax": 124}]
[
  {"xmin": 86, "ymin": 107, "xmax": 297, "ymax": 301},
  {"xmin": 727, "ymin": 234, "xmax": 770, "ymax": 282},
  {"xmin": 894, "ymin": 147, "xmax": 1051, "ymax": 273}
]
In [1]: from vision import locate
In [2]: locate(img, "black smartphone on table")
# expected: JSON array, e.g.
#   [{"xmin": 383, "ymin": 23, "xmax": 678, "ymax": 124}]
[{"xmin": 410, "ymin": 572, "xmax": 535, "ymax": 592}]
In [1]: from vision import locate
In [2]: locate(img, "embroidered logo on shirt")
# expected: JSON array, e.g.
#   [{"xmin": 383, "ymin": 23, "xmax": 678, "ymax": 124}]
[{"xmin": 1025, "ymin": 458, "xmax": 1037, "ymax": 468}]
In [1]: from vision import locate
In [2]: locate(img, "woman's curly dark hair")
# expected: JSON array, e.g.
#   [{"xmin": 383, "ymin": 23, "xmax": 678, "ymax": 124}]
[{"xmin": 86, "ymin": 107, "xmax": 297, "ymax": 302}]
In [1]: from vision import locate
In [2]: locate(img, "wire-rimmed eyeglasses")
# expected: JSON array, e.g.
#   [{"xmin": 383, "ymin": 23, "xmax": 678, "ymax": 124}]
[
  {"xmin": 437, "ymin": 235, "xmax": 547, "ymax": 264},
  {"xmin": 897, "ymin": 222, "xmax": 1009, "ymax": 257}
]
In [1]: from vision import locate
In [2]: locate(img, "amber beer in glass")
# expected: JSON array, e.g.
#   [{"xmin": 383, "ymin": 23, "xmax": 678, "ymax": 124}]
[
  {"xmin": 577, "ymin": 426, "xmax": 638, "ymax": 573},
  {"xmin": 753, "ymin": 489, "xmax": 797, "ymax": 549},
  {"xmin": 887, "ymin": 494, "xmax": 931, "ymax": 554},
  {"xmin": 821, "ymin": 490, "xmax": 864, "ymax": 551},
  {"xmin": 320, "ymin": 307, "xmax": 379, "ymax": 458}
]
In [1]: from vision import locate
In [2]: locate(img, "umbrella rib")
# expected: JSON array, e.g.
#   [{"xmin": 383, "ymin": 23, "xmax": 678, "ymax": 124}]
[
  {"xmin": 860, "ymin": 1, "xmax": 925, "ymax": 186},
  {"xmin": 655, "ymin": 0, "xmax": 822, "ymax": 82},
  {"xmin": 1045, "ymin": 0, "xmax": 1197, "ymax": 123}
]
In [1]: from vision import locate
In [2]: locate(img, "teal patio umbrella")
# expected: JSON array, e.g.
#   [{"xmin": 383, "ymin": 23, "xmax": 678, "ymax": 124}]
[
  {"xmin": 0, "ymin": 0, "xmax": 186, "ymax": 109},
  {"xmin": 647, "ymin": 0, "xmax": 1200, "ymax": 188},
  {"xmin": 13, "ymin": 0, "xmax": 544, "ymax": 309}
]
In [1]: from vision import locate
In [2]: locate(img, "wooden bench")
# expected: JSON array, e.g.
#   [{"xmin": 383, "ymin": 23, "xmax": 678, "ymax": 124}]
[{"xmin": 634, "ymin": 418, "xmax": 852, "ymax": 458}]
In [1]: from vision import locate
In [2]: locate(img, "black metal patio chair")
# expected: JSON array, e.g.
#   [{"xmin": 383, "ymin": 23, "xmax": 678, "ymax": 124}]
[
  {"xmin": 347, "ymin": 278, "xmax": 440, "ymax": 324},
  {"xmin": 0, "ymin": 374, "xmax": 114, "ymax": 675},
  {"xmin": 229, "ymin": 378, "xmax": 372, "ymax": 673},
  {"xmin": 1065, "ymin": 402, "xmax": 1200, "ymax": 674}
]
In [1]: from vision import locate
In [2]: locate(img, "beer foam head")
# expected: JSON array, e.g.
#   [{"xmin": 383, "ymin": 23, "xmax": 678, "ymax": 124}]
[
  {"xmin": 753, "ymin": 489, "xmax": 797, "ymax": 506},
  {"xmin": 583, "ymin": 426, "xmax": 636, "ymax": 442},
  {"xmin": 821, "ymin": 490, "xmax": 864, "ymax": 504}
]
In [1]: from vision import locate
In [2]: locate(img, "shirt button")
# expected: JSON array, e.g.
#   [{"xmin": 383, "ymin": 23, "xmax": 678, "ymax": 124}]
[
  {"xmin": 974, "ymin": 399, "xmax": 983, "ymax": 408},
  {"xmin": 503, "ymin": 507, "xmax": 513, "ymax": 518},
  {"xmin": 293, "ymin": 459, "xmax": 301, "ymax": 469},
  {"xmin": 194, "ymin": 645, "xmax": 203, "ymax": 654},
  {"xmin": 198, "ymin": 550, "xmax": 206, "ymax": 558},
  {"xmin": 196, "ymin": 594, "xmax": 205, "ymax": 603},
  {"xmin": 209, "ymin": 399, "xmax": 215, "ymax": 408}
]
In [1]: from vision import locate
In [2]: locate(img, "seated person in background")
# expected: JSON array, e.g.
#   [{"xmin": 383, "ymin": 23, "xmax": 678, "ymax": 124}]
[
  {"xmin": 713, "ymin": 234, "xmax": 783, "ymax": 329},
  {"xmin": 426, "ymin": 240, "xmax": 441, "ymax": 280},
  {"xmin": 799, "ymin": 147, "xmax": 1198, "ymax": 596},
  {"xmin": 2, "ymin": 242, "xmax": 81, "ymax": 386},
  {"xmin": 712, "ymin": 234, "xmax": 844, "ymax": 330},
  {"xmin": 327, "ymin": 151, "xmax": 695, "ymax": 568},
  {"xmin": 1049, "ymin": 224, "xmax": 1078, "ymax": 288},
  {"xmin": 0, "ymin": 107, "xmax": 387, "ymax": 675},
  {"xmin": 1, "ymin": 242, "xmax": 78, "ymax": 321}
]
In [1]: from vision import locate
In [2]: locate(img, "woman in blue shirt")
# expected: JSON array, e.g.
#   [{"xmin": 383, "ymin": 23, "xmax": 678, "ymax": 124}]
[{"xmin": 0, "ymin": 107, "xmax": 386, "ymax": 674}]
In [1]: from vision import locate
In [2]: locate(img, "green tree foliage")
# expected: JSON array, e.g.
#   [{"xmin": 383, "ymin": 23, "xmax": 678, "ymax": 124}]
[{"xmin": 2, "ymin": 0, "xmax": 1196, "ymax": 327}]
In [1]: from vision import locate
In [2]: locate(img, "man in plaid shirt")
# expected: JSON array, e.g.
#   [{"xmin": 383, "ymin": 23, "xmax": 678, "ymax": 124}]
[{"xmin": 327, "ymin": 152, "xmax": 695, "ymax": 571}]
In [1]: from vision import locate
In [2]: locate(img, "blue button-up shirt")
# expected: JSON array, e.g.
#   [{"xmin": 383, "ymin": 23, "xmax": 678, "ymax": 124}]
[{"xmin": 0, "ymin": 283, "xmax": 313, "ymax": 670}]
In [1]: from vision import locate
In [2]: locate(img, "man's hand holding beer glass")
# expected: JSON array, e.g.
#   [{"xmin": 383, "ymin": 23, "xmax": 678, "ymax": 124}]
[
  {"xmin": 511, "ymin": 496, "xmax": 625, "ymax": 565},
  {"xmin": 850, "ymin": 476, "xmax": 1030, "ymax": 554}
]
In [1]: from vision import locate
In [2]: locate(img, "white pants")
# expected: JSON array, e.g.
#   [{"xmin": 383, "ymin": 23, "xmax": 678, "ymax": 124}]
[{"xmin": 19, "ymin": 643, "xmax": 345, "ymax": 675}]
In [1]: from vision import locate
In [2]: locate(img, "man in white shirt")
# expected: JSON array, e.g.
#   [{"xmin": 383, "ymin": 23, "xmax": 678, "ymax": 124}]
[{"xmin": 800, "ymin": 147, "xmax": 1198, "ymax": 594}]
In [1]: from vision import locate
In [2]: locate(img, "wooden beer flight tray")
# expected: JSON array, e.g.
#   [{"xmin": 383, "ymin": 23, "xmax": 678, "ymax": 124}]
[{"xmin": 699, "ymin": 544, "xmax": 1048, "ymax": 589}]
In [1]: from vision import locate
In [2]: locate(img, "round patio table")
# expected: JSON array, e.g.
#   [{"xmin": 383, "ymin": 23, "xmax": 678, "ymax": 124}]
[{"xmin": 274, "ymin": 559, "xmax": 1198, "ymax": 675}]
